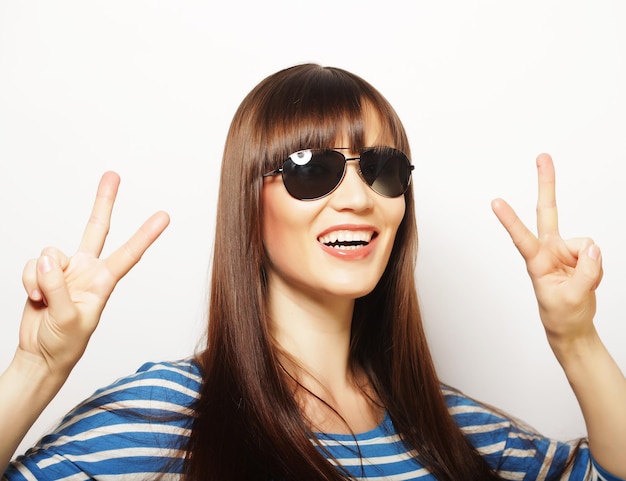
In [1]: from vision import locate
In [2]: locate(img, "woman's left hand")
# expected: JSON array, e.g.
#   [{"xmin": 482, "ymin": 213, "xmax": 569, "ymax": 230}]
[
  {"xmin": 492, "ymin": 154, "xmax": 626, "ymax": 478},
  {"xmin": 491, "ymin": 153, "xmax": 603, "ymax": 351}
]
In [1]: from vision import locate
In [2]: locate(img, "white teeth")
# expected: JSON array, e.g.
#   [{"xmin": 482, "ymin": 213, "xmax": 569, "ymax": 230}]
[{"xmin": 318, "ymin": 230, "xmax": 374, "ymax": 248}]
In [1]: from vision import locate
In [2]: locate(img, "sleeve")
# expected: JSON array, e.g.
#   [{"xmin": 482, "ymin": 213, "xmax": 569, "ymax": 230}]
[
  {"xmin": 443, "ymin": 386, "xmax": 625, "ymax": 481},
  {"xmin": 3, "ymin": 359, "xmax": 200, "ymax": 481}
]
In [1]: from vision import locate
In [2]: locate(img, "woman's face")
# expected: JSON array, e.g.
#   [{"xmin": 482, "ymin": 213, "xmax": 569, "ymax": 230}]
[{"xmin": 261, "ymin": 113, "xmax": 407, "ymax": 303}]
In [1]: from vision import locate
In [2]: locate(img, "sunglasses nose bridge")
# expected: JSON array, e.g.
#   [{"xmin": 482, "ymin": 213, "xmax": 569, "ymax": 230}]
[
  {"xmin": 342, "ymin": 157, "xmax": 364, "ymax": 179},
  {"xmin": 343, "ymin": 156, "xmax": 362, "ymax": 174},
  {"xmin": 335, "ymin": 157, "xmax": 374, "ymax": 198}
]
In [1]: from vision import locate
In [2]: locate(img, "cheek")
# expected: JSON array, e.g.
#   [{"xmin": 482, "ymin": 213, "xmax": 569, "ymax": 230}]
[
  {"xmin": 261, "ymin": 190, "xmax": 283, "ymax": 261},
  {"xmin": 262, "ymin": 210, "xmax": 287, "ymax": 262},
  {"xmin": 387, "ymin": 198, "xmax": 406, "ymax": 235},
  {"xmin": 261, "ymin": 184, "xmax": 309, "ymax": 265},
  {"xmin": 380, "ymin": 199, "xmax": 407, "ymax": 264}
]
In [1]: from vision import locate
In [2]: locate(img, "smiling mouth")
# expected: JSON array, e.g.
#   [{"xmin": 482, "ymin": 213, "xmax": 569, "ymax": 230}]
[{"xmin": 318, "ymin": 230, "xmax": 377, "ymax": 250}]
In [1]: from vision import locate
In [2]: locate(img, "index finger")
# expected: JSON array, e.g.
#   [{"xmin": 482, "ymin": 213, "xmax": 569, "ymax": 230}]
[
  {"xmin": 78, "ymin": 171, "xmax": 120, "ymax": 256},
  {"xmin": 104, "ymin": 210, "xmax": 170, "ymax": 281},
  {"xmin": 536, "ymin": 153, "xmax": 559, "ymax": 238},
  {"xmin": 491, "ymin": 197, "xmax": 539, "ymax": 261}
]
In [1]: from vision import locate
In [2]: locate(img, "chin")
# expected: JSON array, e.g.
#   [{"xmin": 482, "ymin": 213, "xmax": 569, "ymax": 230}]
[{"xmin": 326, "ymin": 283, "xmax": 378, "ymax": 300}]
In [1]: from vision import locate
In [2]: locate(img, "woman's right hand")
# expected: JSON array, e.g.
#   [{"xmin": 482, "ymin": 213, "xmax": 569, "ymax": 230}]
[
  {"xmin": 2, "ymin": 172, "xmax": 169, "ymax": 470},
  {"xmin": 16, "ymin": 171, "xmax": 170, "ymax": 378}
]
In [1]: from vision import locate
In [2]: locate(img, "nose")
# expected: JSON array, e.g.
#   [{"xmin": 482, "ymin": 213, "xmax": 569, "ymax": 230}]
[{"xmin": 328, "ymin": 160, "xmax": 374, "ymax": 211}]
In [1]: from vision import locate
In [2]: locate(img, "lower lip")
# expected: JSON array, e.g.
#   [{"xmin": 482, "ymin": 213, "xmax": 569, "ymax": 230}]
[{"xmin": 318, "ymin": 238, "xmax": 376, "ymax": 260}]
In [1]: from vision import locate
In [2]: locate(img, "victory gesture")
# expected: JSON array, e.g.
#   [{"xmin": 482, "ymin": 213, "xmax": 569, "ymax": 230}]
[
  {"xmin": 492, "ymin": 155, "xmax": 626, "ymax": 476},
  {"xmin": 1, "ymin": 172, "xmax": 169, "ymax": 470},
  {"xmin": 491, "ymin": 154, "xmax": 603, "ymax": 349},
  {"xmin": 18, "ymin": 172, "xmax": 170, "ymax": 376}
]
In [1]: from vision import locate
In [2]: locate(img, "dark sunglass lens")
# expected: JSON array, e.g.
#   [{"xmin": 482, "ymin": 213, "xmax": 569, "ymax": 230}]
[
  {"xmin": 282, "ymin": 150, "xmax": 346, "ymax": 200},
  {"xmin": 359, "ymin": 148, "xmax": 411, "ymax": 197}
]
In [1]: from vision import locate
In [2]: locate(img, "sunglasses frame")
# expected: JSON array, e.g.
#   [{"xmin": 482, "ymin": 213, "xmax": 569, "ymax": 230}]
[{"xmin": 263, "ymin": 146, "xmax": 414, "ymax": 201}]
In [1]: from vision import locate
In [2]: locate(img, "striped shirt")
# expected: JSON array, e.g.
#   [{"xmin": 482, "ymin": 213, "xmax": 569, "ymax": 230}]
[{"xmin": 3, "ymin": 359, "xmax": 622, "ymax": 480}]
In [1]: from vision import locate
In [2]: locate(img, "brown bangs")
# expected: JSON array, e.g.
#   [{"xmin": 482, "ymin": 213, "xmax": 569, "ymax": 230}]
[{"xmin": 237, "ymin": 64, "xmax": 411, "ymax": 174}]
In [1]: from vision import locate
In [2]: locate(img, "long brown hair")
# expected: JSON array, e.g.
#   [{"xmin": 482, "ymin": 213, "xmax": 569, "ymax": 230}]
[{"xmin": 184, "ymin": 64, "xmax": 500, "ymax": 480}]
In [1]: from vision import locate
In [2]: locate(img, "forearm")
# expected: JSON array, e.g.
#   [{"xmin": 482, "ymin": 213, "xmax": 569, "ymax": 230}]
[
  {"xmin": 0, "ymin": 351, "xmax": 68, "ymax": 474},
  {"xmin": 550, "ymin": 329, "xmax": 626, "ymax": 478}
]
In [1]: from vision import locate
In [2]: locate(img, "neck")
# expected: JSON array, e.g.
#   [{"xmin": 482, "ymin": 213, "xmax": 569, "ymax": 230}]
[
  {"xmin": 267, "ymin": 274, "xmax": 384, "ymax": 434},
  {"xmin": 268, "ymin": 276, "xmax": 355, "ymax": 388}
]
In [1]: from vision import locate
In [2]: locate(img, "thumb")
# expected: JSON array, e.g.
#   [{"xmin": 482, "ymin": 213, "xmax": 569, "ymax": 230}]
[{"xmin": 36, "ymin": 256, "xmax": 77, "ymax": 325}]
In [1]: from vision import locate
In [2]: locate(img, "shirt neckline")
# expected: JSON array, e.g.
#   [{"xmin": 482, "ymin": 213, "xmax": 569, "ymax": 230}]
[{"xmin": 313, "ymin": 411, "xmax": 392, "ymax": 441}]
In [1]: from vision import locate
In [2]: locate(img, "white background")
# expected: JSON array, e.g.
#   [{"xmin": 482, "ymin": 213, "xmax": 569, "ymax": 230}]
[{"xmin": 1, "ymin": 1, "xmax": 625, "ymax": 457}]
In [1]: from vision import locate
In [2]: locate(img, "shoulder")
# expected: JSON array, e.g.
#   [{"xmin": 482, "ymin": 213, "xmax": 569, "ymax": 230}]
[
  {"xmin": 53, "ymin": 357, "xmax": 202, "ymax": 437},
  {"xmin": 440, "ymin": 385, "xmax": 605, "ymax": 480},
  {"xmin": 441, "ymin": 384, "xmax": 536, "ymax": 430},
  {"xmin": 441, "ymin": 384, "xmax": 540, "ymax": 448},
  {"xmin": 70, "ymin": 357, "xmax": 202, "ymax": 418},
  {"xmin": 4, "ymin": 359, "xmax": 202, "ymax": 480},
  {"xmin": 111, "ymin": 357, "xmax": 203, "ymax": 401}
]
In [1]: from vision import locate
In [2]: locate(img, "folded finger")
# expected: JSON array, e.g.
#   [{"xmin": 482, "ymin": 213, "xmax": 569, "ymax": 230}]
[
  {"xmin": 40, "ymin": 246, "xmax": 71, "ymax": 271},
  {"xmin": 24, "ymin": 248, "xmax": 71, "ymax": 302},
  {"xmin": 22, "ymin": 258, "xmax": 42, "ymax": 301},
  {"xmin": 562, "ymin": 237, "xmax": 595, "ymax": 267},
  {"xmin": 36, "ymin": 256, "xmax": 78, "ymax": 325},
  {"xmin": 570, "ymin": 243, "xmax": 603, "ymax": 295}
]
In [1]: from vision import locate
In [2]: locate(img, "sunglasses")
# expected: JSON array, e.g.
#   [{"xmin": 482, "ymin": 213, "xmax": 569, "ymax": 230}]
[{"xmin": 263, "ymin": 147, "xmax": 414, "ymax": 201}]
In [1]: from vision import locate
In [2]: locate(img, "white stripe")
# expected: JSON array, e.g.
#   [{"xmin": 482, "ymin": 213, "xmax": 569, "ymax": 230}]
[
  {"xmin": 98, "ymin": 473, "xmax": 181, "ymax": 481},
  {"xmin": 8, "ymin": 464, "xmax": 38, "ymax": 481},
  {"xmin": 458, "ymin": 420, "xmax": 511, "ymax": 434},
  {"xmin": 352, "ymin": 467, "xmax": 431, "ymax": 480},
  {"xmin": 325, "ymin": 457, "xmax": 430, "ymax": 481},
  {"xmin": 333, "ymin": 451, "xmax": 417, "ymax": 467},
  {"xmin": 75, "ymin": 377, "xmax": 199, "ymax": 411},
  {"xmin": 502, "ymin": 447, "xmax": 541, "ymax": 459},
  {"xmin": 593, "ymin": 464, "xmax": 608, "ymax": 481},
  {"xmin": 40, "ymin": 422, "xmax": 190, "ymax": 450},
  {"xmin": 317, "ymin": 434, "xmax": 403, "ymax": 447},
  {"xmin": 498, "ymin": 470, "xmax": 525, "ymax": 480},
  {"xmin": 143, "ymin": 360, "xmax": 201, "ymax": 382},
  {"xmin": 63, "ymin": 362, "xmax": 200, "ymax": 414},
  {"xmin": 50, "ymin": 398, "xmax": 193, "ymax": 435},
  {"xmin": 448, "ymin": 404, "xmax": 498, "ymax": 415},
  {"xmin": 37, "ymin": 447, "xmax": 185, "ymax": 469},
  {"xmin": 535, "ymin": 440, "xmax": 558, "ymax": 480},
  {"xmin": 474, "ymin": 440, "xmax": 507, "ymax": 455},
  {"xmin": 41, "ymin": 472, "xmax": 182, "ymax": 481}
]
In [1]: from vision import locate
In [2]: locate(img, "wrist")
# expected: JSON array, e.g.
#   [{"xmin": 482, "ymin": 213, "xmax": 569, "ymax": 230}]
[
  {"xmin": 9, "ymin": 348, "xmax": 71, "ymax": 395},
  {"xmin": 0, "ymin": 350, "xmax": 71, "ymax": 468},
  {"xmin": 546, "ymin": 326, "xmax": 602, "ymax": 370}
]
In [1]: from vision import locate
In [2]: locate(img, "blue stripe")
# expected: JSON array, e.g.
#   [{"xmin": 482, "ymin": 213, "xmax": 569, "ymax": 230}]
[{"xmin": 4, "ymin": 361, "xmax": 623, "ymax": 481}]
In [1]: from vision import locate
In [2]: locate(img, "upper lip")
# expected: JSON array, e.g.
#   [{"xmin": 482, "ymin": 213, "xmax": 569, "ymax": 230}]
[{"xmin": 317, "ymin": 224, "xmax": 378, "ymax": 245}]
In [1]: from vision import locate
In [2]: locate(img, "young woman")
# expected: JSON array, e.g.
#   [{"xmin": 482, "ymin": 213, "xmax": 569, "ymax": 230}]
[{"xmin": 2, "ymin": 64, "xmax": 625, "ymax": 480}]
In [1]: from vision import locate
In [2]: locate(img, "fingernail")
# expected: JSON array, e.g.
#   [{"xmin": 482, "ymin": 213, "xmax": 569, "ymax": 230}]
[
  {"xmin": 588, "ymin": 245, "xmax": 601, "ymax": 261},
  {"xmin": 39, "ymin": 256, "xmax": 53, "ymax": 273}
]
